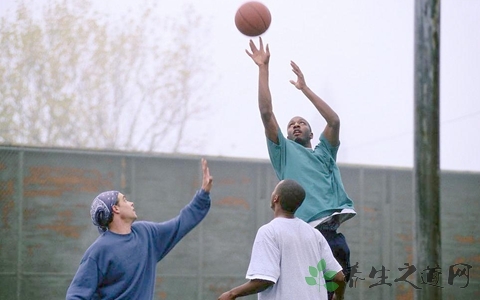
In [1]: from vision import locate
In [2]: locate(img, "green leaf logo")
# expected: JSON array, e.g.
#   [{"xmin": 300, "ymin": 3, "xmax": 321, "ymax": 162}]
[
  {"xmin": 305, "ymin": 277, "xmax": 317, "ymax": 286},
  {"xmin": 309, "ymin": 266, "xmax": 318, "ymax": 277},
  {"xmin": 318, "ymin": 259, "xmax": 326, "ymax": 272},
  {"xmin": 304, "ymin": 259, "xmax": 339, "ymax": 292},
  {"xmin": 326, "ymin": 281, "xmax": 339, "ymax": 291},
  {"xmin": 324, "ymin": 270, "xmax": 337, "ymax": 280}
]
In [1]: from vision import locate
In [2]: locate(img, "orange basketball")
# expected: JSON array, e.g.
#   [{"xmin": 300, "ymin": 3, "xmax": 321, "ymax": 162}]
[{"xmin": 235, "ymin": 1, "xmax": 271, "ymax": 37}]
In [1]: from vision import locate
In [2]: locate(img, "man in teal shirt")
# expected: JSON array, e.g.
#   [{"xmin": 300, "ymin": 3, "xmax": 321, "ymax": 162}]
[{"xmin": 246, "ymin": 38, "xmax": 355, "ymax": 300}]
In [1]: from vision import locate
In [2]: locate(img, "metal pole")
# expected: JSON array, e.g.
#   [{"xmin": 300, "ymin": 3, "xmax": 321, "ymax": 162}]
[
  {"xmin": 16, "ymin": 151, "xmax": 24, "ymax": 300},
  {"xmin": 414, "ymin": 0, "xmax": 441, "ymax": 299}
]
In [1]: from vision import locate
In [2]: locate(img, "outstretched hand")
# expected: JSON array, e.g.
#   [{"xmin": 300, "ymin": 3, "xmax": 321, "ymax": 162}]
[
  {"xmin": 218, "ymin": 291, "xmax": 235, "ymax": 300},
  {"xmin": 246, "ymin": 37, "xmax": 270, "ymax": 66},
  {"xmin": 289, "ymin": 60, "xmax": 307, "ymax": 90},
  {"xmin": 201, "ymin": 158, "xmax": 213, "ymax": 193}
]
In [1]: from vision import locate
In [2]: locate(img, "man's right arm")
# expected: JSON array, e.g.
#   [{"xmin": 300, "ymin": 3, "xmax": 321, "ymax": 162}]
[
  {"xmin": 66, "ymin": 257, "xmax": 98, "ymax": 300},
  {"xmin": 246, "ymin": 37, "xmax": 280, "ymax": 144},
  {"xmin": 258, "ymin": 64, "xmax": 280, "ymax": 144}
]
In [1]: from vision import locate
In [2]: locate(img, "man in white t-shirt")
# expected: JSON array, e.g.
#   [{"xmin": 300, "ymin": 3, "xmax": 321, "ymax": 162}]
[{"xmin": 218, "ymin": 179, "xmax": 346, "ymax": 300}]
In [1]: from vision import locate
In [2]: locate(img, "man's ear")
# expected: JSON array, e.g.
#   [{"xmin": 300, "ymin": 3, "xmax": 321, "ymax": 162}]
[
  {"xmin": 272, "ymin": 195, "xmax": 280, "ymax": 204},
  {"xmin": 111, "ymin": 204, "xmax": 120, "ymax": 214}
]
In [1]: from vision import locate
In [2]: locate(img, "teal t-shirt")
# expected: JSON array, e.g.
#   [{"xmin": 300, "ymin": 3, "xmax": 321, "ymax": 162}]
[{"xmin": 267, "ymin": 129, "xmax": 355, "ymax": 223}]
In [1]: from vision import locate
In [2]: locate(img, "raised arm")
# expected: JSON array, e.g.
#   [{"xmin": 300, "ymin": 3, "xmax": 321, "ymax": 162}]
[
  {"xmin": 290, "ymin": 61, "xmax": 340, "ymax": 146},
  {"xmin": 246, "ymin": 37, "xmax": 280, "ymax": 144},
  {"xmin": 149, "ymin": 159, "xmax": 212, "ymax": 261}
]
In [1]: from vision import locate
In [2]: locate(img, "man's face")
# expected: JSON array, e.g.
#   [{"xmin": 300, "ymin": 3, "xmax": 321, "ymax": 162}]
[
  {"xmin": 286, "ymin": 116, "xmax": 313, "ymax": 147},
  {"xmin": 115, "ymin": 193, "xmax": 137, "ymax": 222}
]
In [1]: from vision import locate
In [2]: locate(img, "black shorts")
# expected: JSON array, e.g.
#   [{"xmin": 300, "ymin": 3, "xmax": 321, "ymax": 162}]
[{"xmin": 316, "ymin": 228, "xmax": 351, "ymax": 299}]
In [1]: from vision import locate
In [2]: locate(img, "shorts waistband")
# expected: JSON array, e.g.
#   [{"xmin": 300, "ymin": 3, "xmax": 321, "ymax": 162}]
[{"xmin": 315, "ymin": 222, "xmax": 339, "ymax": 232}]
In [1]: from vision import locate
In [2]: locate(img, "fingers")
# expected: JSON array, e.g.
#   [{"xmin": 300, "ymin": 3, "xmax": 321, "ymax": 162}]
[
  {"xmin": 248, "ymin": 39, "xmax": 257, "ymax": 51},
  {"xmin": 201, "ymin": 158, "xmax": 213, "ymax": 192},
  {"xmin": 291, "ymin": 61, "xmax": 304, "ymax": 74},
  {"xmin": 248, "ymin": 37, "xmax": 268, "ymax": 52},
  {"xmin": 247, "ymin": 37, "xmax": 269, "ymax": 55},
  {"xmin": 290, "ymin": 61, "xmax": 302, "ymax": 74},
  {"xmin": 290, "ymin": 60, "xmax": 304, "ymax": 82},
  {"xmin": 202, "ymin": 158, "xmax": 210, "ymax": 177},
  {"xmin": 247, "ymin": 38, "xmax": 270, "ymax": 67},
  {"xmin": 246, "ymin": 39, "xmax": 258, "ymax": 58}
]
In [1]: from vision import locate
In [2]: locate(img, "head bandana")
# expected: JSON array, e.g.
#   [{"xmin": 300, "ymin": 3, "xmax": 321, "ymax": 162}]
[{"xmin": 90, "ymin": 191, "xmax": 119, "ymax": 233}]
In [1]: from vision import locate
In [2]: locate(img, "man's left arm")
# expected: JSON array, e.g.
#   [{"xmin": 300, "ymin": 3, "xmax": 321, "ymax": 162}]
[
  {"xmin": 290, "ymin": 61, "xmax": 340, "ymax": 146},
  {"xmin": 218, "ymin": 279, "xmax": 274, "ymax": 300},
  {"xmin": 151, "ymin": 159, "xmax": 212, "ymax": 260},
  {"xmin": 147, "ymin": 189, "xmax": 210, "ymax": 261}
]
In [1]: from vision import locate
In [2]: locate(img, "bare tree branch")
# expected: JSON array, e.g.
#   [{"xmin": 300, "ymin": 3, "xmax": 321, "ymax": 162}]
[{"xmin": 0, "ymin": 0, "xmax": 211, "ymax": 153}]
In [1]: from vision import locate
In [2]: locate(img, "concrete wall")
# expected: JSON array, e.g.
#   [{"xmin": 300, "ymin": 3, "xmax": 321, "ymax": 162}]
[{"xmin": 0, "ymin": 146, "xmax": 478, "ymax": 299}]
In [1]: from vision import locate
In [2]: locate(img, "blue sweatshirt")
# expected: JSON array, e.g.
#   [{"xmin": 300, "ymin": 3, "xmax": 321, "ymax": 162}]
[{"xmin": 66, "ymin": 189, "xmax": 211, "ymax": 300}]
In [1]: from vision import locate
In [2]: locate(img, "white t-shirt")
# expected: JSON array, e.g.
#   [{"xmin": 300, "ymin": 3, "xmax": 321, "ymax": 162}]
[{"xmin": 246, "ymin": 217, "xmax": 342, "ymax": 300}]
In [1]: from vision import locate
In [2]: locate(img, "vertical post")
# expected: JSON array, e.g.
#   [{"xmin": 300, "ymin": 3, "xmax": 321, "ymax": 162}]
[
  {"xmin": 414, "ymin": 0, "xmax": 441, "ymax": 299},
  {"xmin": 16, "ymin": 151, "xmax": 24, "ymax": 300}
]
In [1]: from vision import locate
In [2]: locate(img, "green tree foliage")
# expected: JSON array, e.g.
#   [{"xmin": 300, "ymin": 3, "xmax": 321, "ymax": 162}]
[{"xmin": 0, "ymin": 0, "xmax": 210, "ymax": 152}]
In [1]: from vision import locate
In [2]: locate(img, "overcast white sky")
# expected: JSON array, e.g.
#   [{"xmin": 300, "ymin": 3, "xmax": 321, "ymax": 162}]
[{"xmin": 2, "ymin": 0, "xmax": 479, "ymax": 172}]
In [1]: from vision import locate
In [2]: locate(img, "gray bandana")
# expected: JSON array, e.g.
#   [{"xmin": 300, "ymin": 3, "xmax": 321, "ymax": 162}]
[{"xmin": 90, "ymin": 191, "xmax": 119, "ymax": 233}]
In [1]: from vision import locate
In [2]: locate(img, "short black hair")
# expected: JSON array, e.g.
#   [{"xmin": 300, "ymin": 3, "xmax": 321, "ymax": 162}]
[{"xmin": 276, "ymin": 179, "xmax": 306, "ymax": 213}]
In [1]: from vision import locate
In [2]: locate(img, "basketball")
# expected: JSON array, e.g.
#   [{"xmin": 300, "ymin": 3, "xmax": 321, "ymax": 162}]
[{"xmin": 235, "ymin": 1, "xmax": 271, "ymax": 37}]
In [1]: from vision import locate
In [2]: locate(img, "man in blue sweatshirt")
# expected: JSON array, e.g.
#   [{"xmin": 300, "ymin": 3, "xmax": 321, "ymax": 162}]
[{"xmin": 66, "ymin": 158, "xmax": 213, "ymax": 300}]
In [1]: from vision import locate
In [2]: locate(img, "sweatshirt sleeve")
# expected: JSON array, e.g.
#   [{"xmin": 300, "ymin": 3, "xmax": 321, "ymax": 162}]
[
  {"xmin": 66, "ymin": 257, "xmax": 99, "ymax": 300},
  {"xmin": 148, "ymin": 189, "xmax": 211, "ymax": 261}
]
